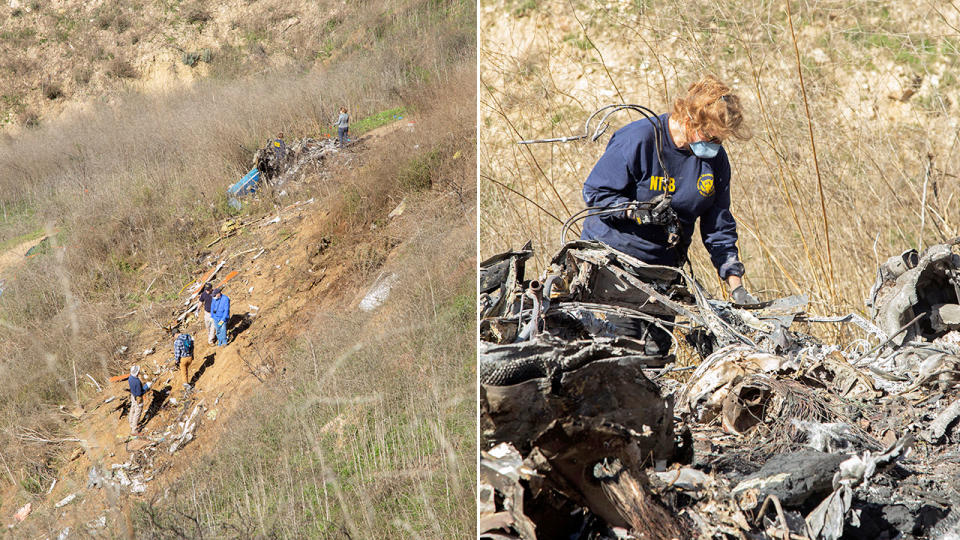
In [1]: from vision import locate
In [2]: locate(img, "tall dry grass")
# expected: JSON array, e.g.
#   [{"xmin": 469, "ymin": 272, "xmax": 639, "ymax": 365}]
[
  {"xmin": 480, "ymin": 0, "xmax": 960, "ymax": 327},
  {"xmin": 0, "ymin": 0, "xmax": 474, "ymax": 526}
]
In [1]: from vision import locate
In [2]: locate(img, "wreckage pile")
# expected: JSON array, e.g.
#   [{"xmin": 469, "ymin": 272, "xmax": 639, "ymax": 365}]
[
  {"xmin": 479, "ymin": 239, "xmax": 960, "ymax": 539},
  {"xmin": 254, "ymin": 136, "xmax": 348, "ymax": 187}
]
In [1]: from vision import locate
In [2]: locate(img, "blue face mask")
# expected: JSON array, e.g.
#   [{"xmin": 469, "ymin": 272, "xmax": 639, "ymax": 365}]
[{"xmin": 690, "ymin": 140, "xmax": 721, "ymax": 159}]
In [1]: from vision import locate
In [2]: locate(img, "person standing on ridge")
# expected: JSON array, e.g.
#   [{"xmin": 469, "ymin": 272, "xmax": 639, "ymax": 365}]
[
  {"xmin": 210, "ymin": 288, "xmax": 231, "ymax": 347},
  {"xmin": 581, "ymin": 74, "xmax": 756, "ymax": 355},
  {"xmin": 173, "ymin": 331, "xmax": 194, "ymax": 393},
  {"xmin": 336, "ymin": 107, "xmax": 349, "ymax": 148},
  {"xmin": 198, "ymin": 282, "xmax": 215, "ymax": 345}
]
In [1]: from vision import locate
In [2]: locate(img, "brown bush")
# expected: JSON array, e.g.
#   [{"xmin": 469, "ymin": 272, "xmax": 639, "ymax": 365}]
[{"xmin": 106, "ymin": 57, "xmax": 137, "ymax": 78}]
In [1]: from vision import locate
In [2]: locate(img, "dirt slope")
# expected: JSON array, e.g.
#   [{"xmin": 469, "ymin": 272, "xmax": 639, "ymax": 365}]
[{"xmin": 1, "ymin": 120, "xmax": 423, "ymax": 534}]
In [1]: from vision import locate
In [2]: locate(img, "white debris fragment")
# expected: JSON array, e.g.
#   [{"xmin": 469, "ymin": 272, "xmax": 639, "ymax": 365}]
[
  {"xmin": 130, "ymin": 478, "xmax": 147, "ymax": 494},
  {"xmin": 388, "ymin": 198, "xmax": 407, "ymax": 219},
  {"xmin": 115, "ymin": 469, "xmax": 131, "ymax": 487},
  {"xmin": 54, "ymin": 493, "xmax": 78, "ymax": 508},
  {"xmin": 359, "ymin": 273, "xmax": 399, "ymax": 312},
  {"xmin": 86, "ymin": 516, "xmax": 106, "ymax": 529},
  {"xmin": 170, "ymin": 404, "xmax": 204, "ymax": 453},
  {"xmin": 142, "ymin": 348, "xmax": 154, "ymax": 357},
  {"xmin": 12, "ymin": 502, "xmax": 31, "ymax": 522},
  {"xmin": 57, "ymin": 527, "xmax": 70, "ymax": 540}
]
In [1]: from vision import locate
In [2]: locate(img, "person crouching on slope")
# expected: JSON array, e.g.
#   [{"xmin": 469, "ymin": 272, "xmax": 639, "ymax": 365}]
[
  {"xmin": 210, "ymin": 288, "xmax": 231, "ymax": 347},
  {"xmin": 128, "ymin": 365, "xmax": 151, "ymax": 437},
  {"xmin": 198, "ymin": 282, "xmax": 215, "ymax": 345},
  {"xmin": 580, "ymin": 74, "xmax": 757, "ymax": 355}
]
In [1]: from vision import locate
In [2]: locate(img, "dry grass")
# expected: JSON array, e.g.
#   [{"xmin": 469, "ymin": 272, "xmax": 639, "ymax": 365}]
[
  {"xmin": 480, "ymin": 0, "xmax": 960, "ymax": 336},
  {"xmin": 0, "ymin": 0, "xmax": 474, "ymax": 532},
  {"xmin": 0, "ymin": 0, "xmax": 475, "ymax": 128}
]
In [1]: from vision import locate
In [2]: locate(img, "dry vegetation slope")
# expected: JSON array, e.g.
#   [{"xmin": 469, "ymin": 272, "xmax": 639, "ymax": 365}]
[
  {"xmin": 0, "ymin": 0, "xmax": 471, "ymax": 130},
  {"xmin": 480, "ymin": 0, "xmax": 960, "ymax": 319},
  {"xmin": 0, "ymin": 0, "xmax": 475, "ymax": 536}
]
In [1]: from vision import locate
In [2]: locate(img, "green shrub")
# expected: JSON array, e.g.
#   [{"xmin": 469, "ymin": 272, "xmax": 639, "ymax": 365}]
[{"xmin": 398, "ymin": 149, "xmax": 441, "ymax": 192}]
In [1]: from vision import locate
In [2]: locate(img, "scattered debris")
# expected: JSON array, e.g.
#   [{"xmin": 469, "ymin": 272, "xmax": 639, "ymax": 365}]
[
  {"xmin": 54, "ymin": 492, "xmax": 78, "ymax": 508},
  {"xmin": 169, "ymin": 403, "xmax": 204, "ymax": 454},
  {"xmin": 85, "ymin": 373, "xmax": 102, "ymax": 392},
  {"xmin": 12, "ymin": 502, "xmax": 31, "ymax": 523},
  {"xmin": 480, "ymin": 239, "xmax": 960, "ymax": 539},
  {"xmin": 388, "ymin": 198, "xmax": 407, "ymax": 219},
  {"xmin": 359, "ymin": 273, "xmax": 399, "ymax": 312}
]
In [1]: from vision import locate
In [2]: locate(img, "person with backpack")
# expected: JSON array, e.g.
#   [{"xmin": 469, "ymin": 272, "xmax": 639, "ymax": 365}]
[
  {"xmin": 198, "ymin": 282, "xmax": 215, "ymax": 345},
  {"xmin": 210, "ymin": 288, "xmax": 231, "ymax": 346},
  {"xmin": 174, "ymin": 332, "xmax": 194, "ymax": 392},
  {"xmin": 128, "ymin": 365, "xmax": 151, "ymax": 436}
]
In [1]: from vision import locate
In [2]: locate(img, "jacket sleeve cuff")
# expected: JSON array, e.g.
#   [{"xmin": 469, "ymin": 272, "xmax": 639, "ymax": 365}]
[{"xmin": 719, "ymin": 258, "xmax": 745, "ymax": 279}]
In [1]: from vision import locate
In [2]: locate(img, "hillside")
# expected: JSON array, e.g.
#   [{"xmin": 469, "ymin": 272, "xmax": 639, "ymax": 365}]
[
  {"xmin": 0, "ymin": 0, "xmax": 476, "ymax": 536},
  {"xmin": 0, "ymin": 0, "xmax": 471, "ymax": 132}
]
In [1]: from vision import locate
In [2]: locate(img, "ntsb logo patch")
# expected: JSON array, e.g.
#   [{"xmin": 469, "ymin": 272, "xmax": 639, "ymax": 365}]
[{"xmin": 697, "ymin": 173, "xmax": 715, "ymax": 197}]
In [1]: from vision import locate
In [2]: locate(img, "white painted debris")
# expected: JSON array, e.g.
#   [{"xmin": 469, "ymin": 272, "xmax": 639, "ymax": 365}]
[
  {"xmin": 85, "ymin": 373, "xmax": 102, "ymax": 392},
  {"xmin": 359, "ymin": 273, "xmax": 400, "ymax": 312},
  {"xmin": 47, "ymin": 478, "xmax": 57, "ymax": 494},
  {"xmin": 654, "ymin": 468, "xmax": 711, "ymax": 492},
  {"xmin": 252, "ymin": 248, "xmax": 266, "ymax": 260},
  {"xmin": 115, "ymin": 469, "xmax": 131, "ymax": 487},
  {"xmin": 12, "ymin": 502, "xmax": 31, "ymax": 522},
  {"xmin": 103, "ymin": 396, "xmax": 116, "ymax": 404},
  {"xmin": 249, "ymin": 287, "xmax": 254, "ymax": 293},
  {"xmin": 86, "ymin": 516, "xmax": 106, "ymax": 529},
  {"xmin": 116, "ymin": 346, "xmax": 128, "ymax": 355},
  {"xmin": 54, "ymin": 492, "xmax": 78, "ymax": 508},
  {"xmin": 266, "ymin": 216, "xmax": 281, "ymax": 225},
  {"xmin": 142, "ymin": 348, "xmax": 154, "ymax": 357},
  {"xmin": 130, "ymin": 478, "xmax": 146, "ymax": 494},
  {"xmin": 170, "ymin": 404, "xmax": 203, "ymax": 454},
  {"xmin": 57, "ymin": 527, "xmax": 70, "ymax": 540},
  {"xmin": 388, "ymin": 198, "xmax": 407, "ymax": 219}
]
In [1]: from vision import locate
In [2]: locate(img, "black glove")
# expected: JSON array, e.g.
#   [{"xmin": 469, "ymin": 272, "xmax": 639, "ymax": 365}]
[{"xmin": 731, "ymin": 285, "xmax": 758, "ymax": 305}]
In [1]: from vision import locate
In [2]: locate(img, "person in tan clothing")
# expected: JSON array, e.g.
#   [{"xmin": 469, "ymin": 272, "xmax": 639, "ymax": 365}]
[{"xmin": 173, "ymin": 332, "xmax": 194, "ymax": 393}]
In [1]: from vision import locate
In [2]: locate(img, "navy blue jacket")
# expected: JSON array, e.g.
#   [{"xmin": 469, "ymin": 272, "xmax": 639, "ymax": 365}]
[
  {"xmin": 129, "ymin": 375, "xmax": 145, "ymax": 398},
  {"xmin": 199, "ymin": 289, "xmax": 213, "ymax": 313},
  {"xmin": 581, "ymin": 113, "xmax": 744, "ymax": 278}
]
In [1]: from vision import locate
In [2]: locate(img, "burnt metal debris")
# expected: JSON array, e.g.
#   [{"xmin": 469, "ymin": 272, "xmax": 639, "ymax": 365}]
[{"xmin": 479, "ymin": 238, "xmax": 960, "ymax": 539}]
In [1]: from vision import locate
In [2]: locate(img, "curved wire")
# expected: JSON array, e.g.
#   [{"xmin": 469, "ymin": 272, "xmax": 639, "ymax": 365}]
[{"xmin": 560, "ymin": 202, "xmax": 636, "ymax": 244}]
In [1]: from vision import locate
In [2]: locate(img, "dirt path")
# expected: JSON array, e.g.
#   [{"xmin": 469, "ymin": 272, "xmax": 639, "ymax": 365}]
[{"xmin": 0, "ymin": 236, "xmax": 43, "ymax": 278}]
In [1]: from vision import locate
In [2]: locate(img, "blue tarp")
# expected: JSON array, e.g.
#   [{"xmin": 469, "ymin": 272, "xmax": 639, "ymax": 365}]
[{"xmin": 228, "ymin": 168, "xmax": 261, "ymax": 197}]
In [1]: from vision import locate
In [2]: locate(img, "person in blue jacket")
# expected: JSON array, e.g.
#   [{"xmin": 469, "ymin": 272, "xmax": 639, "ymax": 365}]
[
  {"xmin": 210, "ymin": 288, "xmax": 231, "ymax": 347},
  {"xmin": 581, "ymin": 75, "xmax": 757, "ymax": 353}
]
